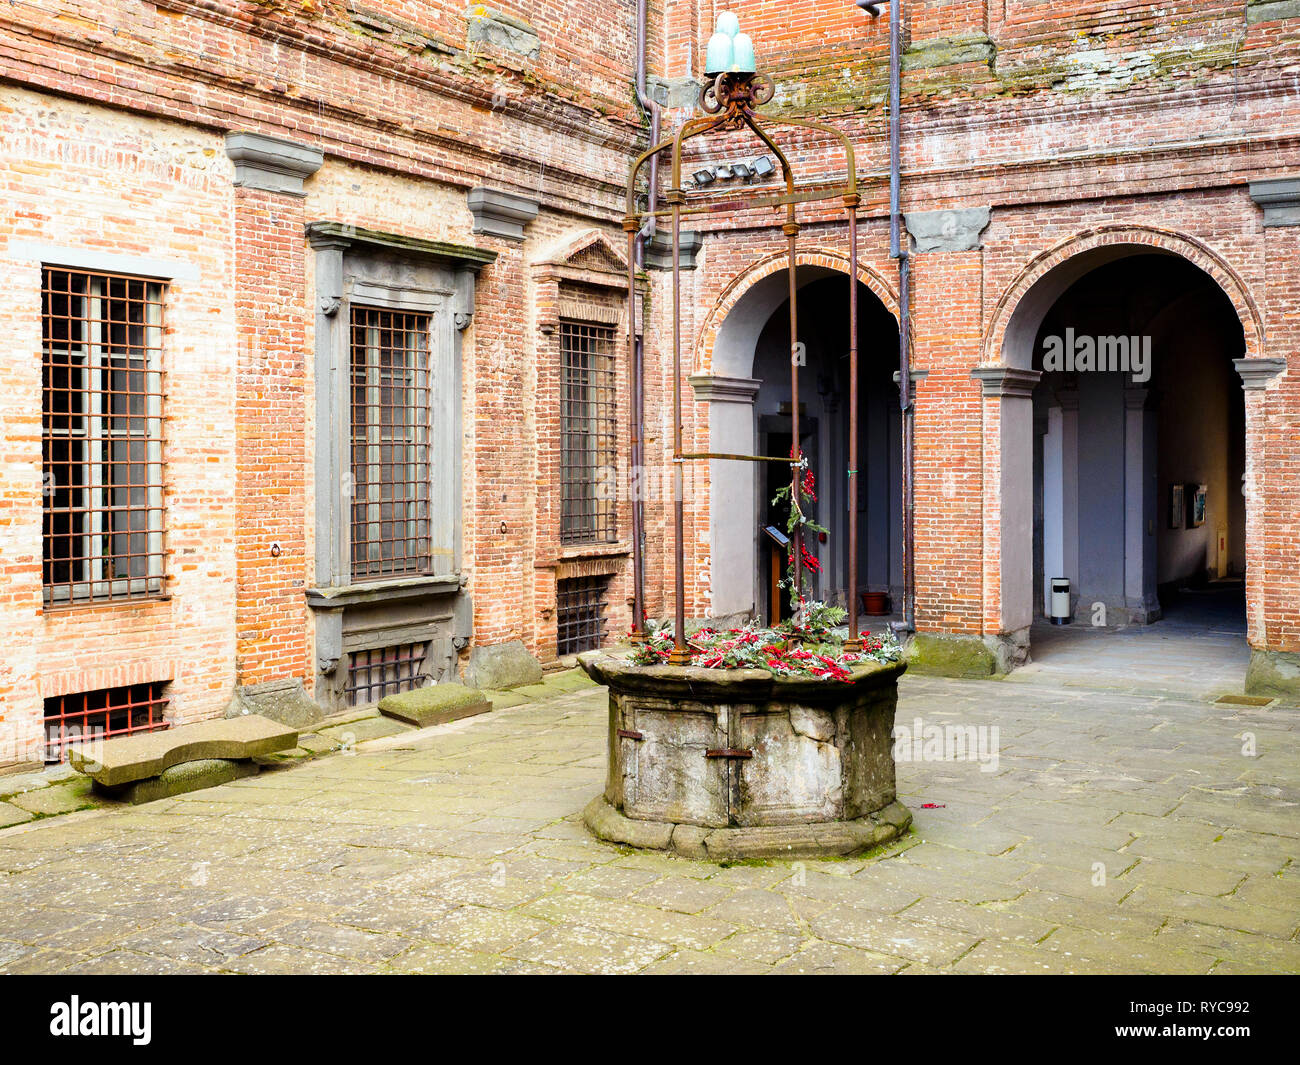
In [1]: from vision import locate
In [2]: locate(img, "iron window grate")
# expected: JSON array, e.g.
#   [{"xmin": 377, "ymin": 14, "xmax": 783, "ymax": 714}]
[
  {"xmin": 556, "ymin": 576, "xmax": 610, "ymax": 655},
  {"xmin": 43, "ymin": 682, "xmax": 170, "ymax": 763},
  {"xmin": 560, "ymin": 319, "xmax": 618, "ymax": 545},
  {"xmin": 42, "ymin": 267, "xmax": 166, "ymax": 606},
  {"xmin": 345, "ymin": 642, "xmax": 429, "ymax": 707},
  {"xmin": 350, "ymin": 306, "xmax": 433, "ymax": 582}
]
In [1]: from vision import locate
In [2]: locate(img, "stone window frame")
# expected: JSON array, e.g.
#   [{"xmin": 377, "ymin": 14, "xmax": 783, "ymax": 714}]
[{"xmin": 306, "ymin": 223, "xmax": 494, "ymax": 709}]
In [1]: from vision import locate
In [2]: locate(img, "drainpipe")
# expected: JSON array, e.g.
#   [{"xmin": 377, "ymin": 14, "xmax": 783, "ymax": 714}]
[
  {"xmin": 628, "ymin": 0, "xmax": 660, "ymax": 632},
  {"xmin": 858, "ymin": 0, "xmax": 915, "ymax": 635}
]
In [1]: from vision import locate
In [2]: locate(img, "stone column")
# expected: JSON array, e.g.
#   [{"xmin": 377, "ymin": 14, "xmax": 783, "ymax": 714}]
[
  {"xmin": 687, "ymin": 375, "xmax": 761, "ymax": 619},
  {"xmin": 971, "ymin": 366, "xmax": 1041, "ymax": 668},
  {"xmin": 223, "ymin": 132, "xmax": 322, "ymax": 723},
  {"xmin": 1124, "ymin": 386, "xmax": 1160, "ymax": 623}
]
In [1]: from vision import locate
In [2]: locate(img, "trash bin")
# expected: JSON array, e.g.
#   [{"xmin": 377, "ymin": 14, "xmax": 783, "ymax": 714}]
[{"xmin": 1050, "ymin": 578, "xmax": 1071, "ymax": 625}]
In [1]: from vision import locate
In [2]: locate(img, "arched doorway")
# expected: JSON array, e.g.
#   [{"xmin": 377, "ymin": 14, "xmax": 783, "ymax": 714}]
[
  {"xmin": 993, "ymin": 240, "xmax": 1258, "ymax": 687},
  {"xmin": 695, "ymin": 265, "xmax": 900, "ymax": 623}
]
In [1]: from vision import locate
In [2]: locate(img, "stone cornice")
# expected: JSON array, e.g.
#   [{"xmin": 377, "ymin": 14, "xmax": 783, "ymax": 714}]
[
  {"xmin": 468, "ymin": 187, "xmax": 540, "ymax": 241},
  {"xmin": 225, "ymin": 131, "xmax": 323, "ymax": 197},
  {"xmin": 1249, "ymin": 178, "xmax": 1300, "ymax": 226},
  {"xmin": 305, "ymin": 222, "xmax": 497, "ymax": 271}
]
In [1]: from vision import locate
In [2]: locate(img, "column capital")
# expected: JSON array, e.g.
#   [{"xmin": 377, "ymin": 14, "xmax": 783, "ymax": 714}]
[
  {"xmin": 1234, "ymin": 357, "xmax": 1287, "ymax": 390},
  {"xmin": 687, "ymin": 375, "xmax": 761, "ymax": 403},
  {"xmin": 225, "ymin": 131, "xmax": 323, "ymax": 197},
  {"xmin": 971, "ymin": 366, "xmax": 1041, "ymax": 397}
]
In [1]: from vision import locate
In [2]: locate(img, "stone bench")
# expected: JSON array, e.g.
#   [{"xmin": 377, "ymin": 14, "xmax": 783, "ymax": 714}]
[{"xmin": 67, "ymin": 715, "xmax": 298, "ymax": 804}]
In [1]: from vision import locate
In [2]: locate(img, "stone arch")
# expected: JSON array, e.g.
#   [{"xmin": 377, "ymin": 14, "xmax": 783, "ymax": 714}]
[
  {"xmin": 696, "ymin": 249, "xmax": 901, "ymax": 378},
  {"xmin": 981, "ymin": 224, "xmax": 1264, "ymax": 370},
  {"xmin": 978, "ymin": 223, "xmax": 1269, "ymax": 664}
]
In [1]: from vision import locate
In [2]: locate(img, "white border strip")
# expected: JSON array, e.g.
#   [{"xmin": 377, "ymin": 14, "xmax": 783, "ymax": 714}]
[{"xmin": 5, "ymin": 241, "xmax": 201, "ymax": 282}]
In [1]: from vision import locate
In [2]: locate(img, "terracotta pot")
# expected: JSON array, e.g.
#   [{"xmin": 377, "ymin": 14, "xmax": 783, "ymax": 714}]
[{"xmin": 861, "ymin": 591, "xmax": 890, "ymax": 616}]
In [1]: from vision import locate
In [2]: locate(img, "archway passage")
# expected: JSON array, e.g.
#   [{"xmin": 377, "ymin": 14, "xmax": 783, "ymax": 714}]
[
  {"xmin": 747, "ymin": 272, "xmax": 902, "ymax": 622},
  {"xmin": 1022, "ymin": 252, "xmax": 1250, "ymax": 691}
]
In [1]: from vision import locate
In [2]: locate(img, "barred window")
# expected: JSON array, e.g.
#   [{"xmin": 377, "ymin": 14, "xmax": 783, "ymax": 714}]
[
  {"xmin": 560, "ymin": 320, "xmax": 617, "ymax": 544},
  {"xmin": 42, "ymin": 268, "xmax": 166, "ymax": 606},
  {"xmin": 350, "ymin": 307, "xmax": 432, "ymax": 581},
  {"xmin": 556, "ymin": 576, "xmax": 610, "ymax": 655},
  {"xmin": 44, "ymin": 682, "xmax": 170, "ymax": 763},
  {"xmin": 345, "ymin": 643, "xmax": 428, "ymax": 707}
]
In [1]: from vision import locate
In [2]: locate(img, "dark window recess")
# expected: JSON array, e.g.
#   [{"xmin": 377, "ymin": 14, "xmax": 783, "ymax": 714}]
[
  {"xmin": 42, "ymin": 267, "xmax": 166, "ymax": 606},
  {"xmin": 556, "ymin": 576, "xmax": 610, "ymax": 655},
  {"xmin": 43, "ymin": 682, "xmax": 170, "ymax": 763},
  {"xmin": 559, "ymin": 319, "xmax": 617, "ymax": 545},
  {"xmin": 350, "ymin": 306, "xmax": 433, "ymax": 582},
  {"xmin": 345, "ymin": 643, "xmax": 429, "ymax": 707}
]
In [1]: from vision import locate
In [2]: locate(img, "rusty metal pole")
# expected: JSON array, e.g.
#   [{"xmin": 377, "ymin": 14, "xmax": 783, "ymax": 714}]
[
  {"xmin": 625, "ymin": 225, "xmax": 645, "ymax": 641},
  {"xmin": 845, "ymin": 199, "xmax": 861, "ymax": 650},
  {"xmin": 785, "ymin": 219, "xmax": 801, "ymax": 611},
  {"xmin": 668, "ymin": 187, "xmax": 691, "ymax": 664}
]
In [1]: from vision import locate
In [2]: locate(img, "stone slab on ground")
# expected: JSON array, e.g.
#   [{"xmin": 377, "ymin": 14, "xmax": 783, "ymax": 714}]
[
  {"xmin": 378, "ymin": 683, "xmax": 490, "ymax": 728},
  {"xmin": 0, "ymin": 801, "xmax": 35, "ymax": 827},
  {"xmin": 67, "ymin": 715, "xmax": 298, "ymax": 787},
  {"xmin": 99, "ymin": 759, "xmax": 261, "ymax": 805},
  {"xmin": 461, "ymin": 639, "xmax": 543, "ymax": 690},
  {"xmin": 8, "ymin": 777, "xmax": 99, "ymax": 816}
]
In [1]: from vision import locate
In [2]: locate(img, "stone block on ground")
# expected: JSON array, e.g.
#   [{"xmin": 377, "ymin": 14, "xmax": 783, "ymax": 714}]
[
  {"xmin": 99, "ymin": 759, "xmax": 261, "ymax": 805},
  {"xmin": 461, "ymin": 639, "xmax": 543, "ymax": 690},
  {"xmin": 378, "ymin": 683, "xmax": 490, "ymax": 728},
  {"xmin": 905, "ymin": 632, "xmax": 997, "ymax": 677},
  {"xmin": 67, "ymin": 715, "xmax": 298, "ymax": 787},
  {"xmin": 224, "ymin": 678, "xmax": 323, "ymax": 728}
]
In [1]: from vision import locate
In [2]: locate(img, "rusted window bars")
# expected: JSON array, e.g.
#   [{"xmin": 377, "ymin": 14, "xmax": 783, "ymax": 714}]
[
  {"xmin": 557, "ymin": 576, "xmax": 611, "ymax": 654},
  {"xmin": 41, "ymin": 268, "xmax": 166, "ymax": 607},
  {"xmin": 344, "ymin": 642, "xmax": 428, "ymax": 707},
  {"xmin": 623, "ymin": 57, "xmax": 867, "ymax": 664},
  {"xmin": 559, "ymin": 320, "xmax": 619, "ymax": 545},
  {"xmin": 349, "ymin": 307, "xmax": 434, "ymax": 581},
  {"xmin": 43, "ymin": 682, "xmax": 170, "ymax": 763}
]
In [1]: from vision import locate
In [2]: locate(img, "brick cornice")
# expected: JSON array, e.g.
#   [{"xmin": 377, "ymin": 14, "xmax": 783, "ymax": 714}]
[{"xmin": 0, "ymin": 8, "xmax": 637, "ymax": 219}]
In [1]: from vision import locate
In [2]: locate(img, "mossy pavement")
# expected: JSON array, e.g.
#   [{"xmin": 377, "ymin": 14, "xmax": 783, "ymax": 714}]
[{"xmin": 0, "ymin": 666, "xmax": 1297, "ymax": 974}]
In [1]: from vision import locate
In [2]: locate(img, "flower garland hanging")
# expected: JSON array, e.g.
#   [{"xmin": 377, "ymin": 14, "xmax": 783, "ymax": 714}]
[{"xmin": 771, "ymin": 449, "xmax": 826, "ymax": 607}]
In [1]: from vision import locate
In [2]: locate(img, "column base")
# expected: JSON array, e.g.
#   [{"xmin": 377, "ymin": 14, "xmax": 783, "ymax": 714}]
[
  {"xmin": 904, "ymin": 629, "xmax": 1030, "ymax": 678},
  {"xmin": 1245, "ymin": 650, "xmax": 1300, "ymax": 703}
]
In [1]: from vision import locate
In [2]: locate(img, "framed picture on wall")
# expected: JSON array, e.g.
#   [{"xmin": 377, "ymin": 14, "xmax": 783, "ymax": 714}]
[
  {"xmin": 1169, "ymin": 483, "xmax": 1184, "ymax": 530},
  {"xmin": 1190, "ymin": 484, "xmax": 1208, "ymax": 528}
]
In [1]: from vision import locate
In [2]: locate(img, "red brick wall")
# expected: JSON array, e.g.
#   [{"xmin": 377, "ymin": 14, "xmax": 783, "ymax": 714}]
[{"xmin": 231, "ymin": 185, "xmax": 312, "ymax": 688}]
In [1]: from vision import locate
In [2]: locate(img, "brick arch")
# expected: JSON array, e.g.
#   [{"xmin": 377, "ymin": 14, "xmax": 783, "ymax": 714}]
[
  {"xmin": 982, "ymin": 225, "xmax": 1265, "ymax": 369},
  {"xmin": 695, "ymin": 249, "xmax": 901, "ymax": 378}
]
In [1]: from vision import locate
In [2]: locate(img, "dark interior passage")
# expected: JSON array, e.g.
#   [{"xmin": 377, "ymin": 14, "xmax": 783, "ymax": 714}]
[{"xmin": 751, "ymin": 274, "xmax": 901, "ymax": 621}]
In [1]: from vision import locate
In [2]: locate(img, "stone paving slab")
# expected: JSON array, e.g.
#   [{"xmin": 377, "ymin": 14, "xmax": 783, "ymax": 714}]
[{"xmin": 0, "ymin": 674, "xmax": 1297, "ymax": 974}]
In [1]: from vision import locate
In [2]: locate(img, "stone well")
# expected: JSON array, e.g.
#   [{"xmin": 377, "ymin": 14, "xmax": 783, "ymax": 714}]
[{"xmin": 577, "ymin": 651, "xmax": 912, "ymax": 860}]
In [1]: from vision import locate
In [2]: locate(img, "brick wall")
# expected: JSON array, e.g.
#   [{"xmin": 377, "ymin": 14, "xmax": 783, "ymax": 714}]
[{"xmin": 4, "ymin": 0, "xmax": 1300, "ymax": 765}]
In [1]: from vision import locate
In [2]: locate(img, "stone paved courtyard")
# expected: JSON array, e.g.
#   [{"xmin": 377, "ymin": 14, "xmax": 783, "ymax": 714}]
[{"xmin": 0, "ymin": 672, "xmax": 1297, "ymax": 975}]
